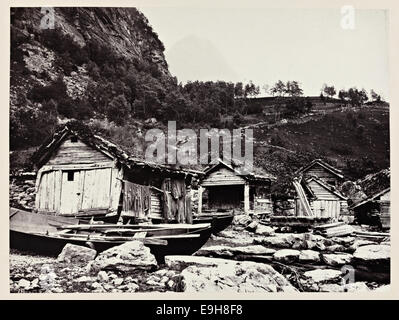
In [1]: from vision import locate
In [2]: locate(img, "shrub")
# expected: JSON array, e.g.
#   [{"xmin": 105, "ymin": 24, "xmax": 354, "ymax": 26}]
[
  {"xmin": 107, "ymin": 94, "xmax": 131, "ymax": 125},
  {"xmin": 27, "ymin": 77, "xmax": 68, "ymax": 103}
]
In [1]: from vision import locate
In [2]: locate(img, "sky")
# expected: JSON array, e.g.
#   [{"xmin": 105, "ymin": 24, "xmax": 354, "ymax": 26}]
[{"xmin": 139, "ymin": 7, "xmax": 389, "ymax": 100}]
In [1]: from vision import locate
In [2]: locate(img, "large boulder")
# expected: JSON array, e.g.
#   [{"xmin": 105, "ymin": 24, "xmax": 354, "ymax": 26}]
[
  {"xmin": 88, "ymin": 241, "xmax": 157, "ymax": 273},
  {"xmin": 273, "ymin": 249, "xmax": 300, "ymax": 263},
  {"xmin": 257, "ymin": 233, "xmax": 328, "ymax": 251},
  {"xmin": 353, "ymin": 245, "xmax": 390, "ymax": 270},
  {"xmin": 254, "ymin": 224, "xmax": 275, "ymax": 236},
  {"xmin": 195, "ymin": 245, "xmax": 234, "ymax": 257},
  {"xmin": 256, "ymin": 234, "xmax": 297, "ymax": 248},
  {"xmin": 322, "ymin": 253, "xmax": 353, "ymax": 266},
  {"xmin": 177, "ymin": 259, "xmax": 298, "ymax": 292},
  {"xmin": 348, "ymin": 240, "xmax": 376, "ymax": 252},
  {"xmin": 331, "ymin": 236, "xmax": 355, "ymax": 247},
  {"xmin": 319, "ymin": 282, "xmax": 369, "ymax": 293},
  {"xmin": 213, "ymin": 230, "xmax": 254, "ymax": 245},
  {"xmin": 299, "ymin": 250, "xmax": 320, "ymax": 263},
  {"xmin": 233, "ymin": 245, "xmax": 276, "ymax": 256},
  {"xmin": 303, "ymin": 269, "xmax": 343, "ymax": 283},
  {"xmin": 57, "ymin": 243, "xmax": 97, "ymax": 264},
  {"xmin": 232, "ymin": 214, "xmax": 252, "ymax": 226}
]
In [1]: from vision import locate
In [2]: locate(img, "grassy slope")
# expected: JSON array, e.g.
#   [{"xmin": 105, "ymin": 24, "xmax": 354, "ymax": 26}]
[{"xmin": 253, "ymin": 106, "xmax": 389, "ymax": 183}]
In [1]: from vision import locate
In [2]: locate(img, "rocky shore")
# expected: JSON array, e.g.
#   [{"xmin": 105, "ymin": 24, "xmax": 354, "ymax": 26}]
[{"xmin": 10, "ymin": 215, "xmax": 390, "ymax": 293}]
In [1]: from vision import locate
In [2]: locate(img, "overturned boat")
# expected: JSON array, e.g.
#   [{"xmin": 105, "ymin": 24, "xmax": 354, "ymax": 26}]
[{"xmin": 10, "ymin": 208, "xmax": 212, "ymax": 262}]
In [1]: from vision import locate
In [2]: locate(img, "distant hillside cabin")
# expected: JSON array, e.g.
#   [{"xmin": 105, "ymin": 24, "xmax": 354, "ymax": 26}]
[
  {"xmin": 296, "ymin": 159, "xmax": 345, "ymax": 187},
  {"xmin": 32, "ymin": 123, "xmax": 199, "ymax": 223},
  {"xmin": 198, "ymin": 159, "xmax": 275, "ymax": 215}
]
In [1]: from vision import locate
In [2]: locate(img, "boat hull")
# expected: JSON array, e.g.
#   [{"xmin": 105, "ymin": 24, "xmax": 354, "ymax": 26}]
[
  {"xmin": 193, "ymin": 214, "xmax": 234, "ymax": 234},
  {"xmin": 10, "ymin": 227, "xmax": 212, "ymax": 264}
]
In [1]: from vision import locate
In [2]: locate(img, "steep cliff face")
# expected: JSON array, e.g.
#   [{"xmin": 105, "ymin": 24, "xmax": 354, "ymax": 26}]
[
  {"xmin": 10, "ymin": 7, "xmax": 173, "ymax": 150},
  {"xmin": 11, "ymin": 7, "xmax": 169, "ymax": 76}
]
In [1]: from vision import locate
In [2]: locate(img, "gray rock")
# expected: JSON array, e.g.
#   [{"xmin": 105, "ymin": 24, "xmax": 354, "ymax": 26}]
[
  {"xmin": 18, "ymin": 279, "xmax": 31, "ymax": 289},
  {"xmin": 259, "ymin": 235, "xmax": 293, "ymax": 248},
  {"xmin": 233, "ymin": 245, "xmax": 276, "ymax": 255},
  {"xmin": 57, "ymin": 243, "xmax": 97, "ymax": 264},
  {"xmin": 299, "ymin": 250, "xmax": 320, "ymax": 263},
  {"xmin": 146, "ymin": 279, "xmax": 160, "ymax": 286},
  {"xmin": 344, "ymin": 282, "xmax": 370, "ymax": 292},
  {"xmin": 195, "ymin": 245, "xmax": 234, "ymax": 257},
  {"xmin": 348, "ymin": 240, "xmax": 376, "ymax": 252},
  {"xmin": 254, "ymin": 224, "xmax": 274, "ymax": 236},
  {"xmin": 74, "ymin": 276, "xmax": 93, "ymax": 283},
  {"xmin": 210, "ymin": 233, "xmax": 254, "ymax": 246},
  {"xmin": 91, "ymin": 282, "xmax": 102, "ymax": 289},
  {"xmin": 178, "ymin": 260, "xmax": 298, "ymax": 293},
  {"xmin": 51, "ymin": 287, "xmax": 64, "ymax": 293},
  {"xmin": 97, "ymin": 271, "xmax": 109, "ymax": 282},
  {"xmin": 31, "ymin": 278, "xmax": 39, "ymax": 287},
  {"xmin": 196, "ymin": 245, "xmax": 275, "ymax": 257},
  {"xmin": 113, "ymin": 278, "xmax": 123, "ymax": 286},
  {"xmin": 273, "ymin": 249, "xmax": 300, "ymax": 263},
  {"xmin": 165, "ymin": 255, "xmax": 231, "ymax": 271},
  {"xmin": 331, "ymin": 236, "xmax": 355, "ymax": 246},
  {"xmin": 325, "ymin": 244, "xmax": 346, "ymax": 252},
  {"xmin": 304, "ymin": 269, "xmax": 342, "ymax": 283},
  {"xmin": 89, "ymin": 240, "xmax": 157, "ymax": 273},
  {"xmin": 319, "ymin": 283, "xmax": 343, "ymax": 292},
  {"xmin": 233, "ymin": 215, "xmax": 252, "ymax": 226},
  {"xmin": 246, "ymin": 221, "xmax": 259, "ymax": 231},
  {"xmin": 126, "ymin": 283, "xmax": 139, "ymax": 292},
  {"xmin": 353, "ymin": 245, "xmax": 390, "ymax": 265},
  {"xmin": 322, "ymin": 253, "xmax": 353, "ymax": 266}
]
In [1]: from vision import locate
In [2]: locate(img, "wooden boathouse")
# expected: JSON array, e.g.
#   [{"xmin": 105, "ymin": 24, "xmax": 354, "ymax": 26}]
[
  {"xmin": 295, "ymin": 158, "xmax": 345, "ymax": 187},
  {"xmin": 293, "ymin": 159, "xmax": 348, "ymax": 219},
  {"xmin": 349, "ymin": 169, "xmax": 390, "ymax": 229},
  {"xmin": 31, "ymin": 122, "xmax": 199, "ymax": 223},
  {"xmin": 297, "ymin": 177, "xmax": 348, "ymax": 218},
  {"xmin": 198, "ymin": 159, "xmax": 275, "ymax": 215}
]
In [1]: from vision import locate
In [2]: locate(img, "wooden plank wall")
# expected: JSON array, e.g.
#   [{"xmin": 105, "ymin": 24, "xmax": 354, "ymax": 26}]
[
  {"xmin": 149, "ymin": 191, "xmax": 162, "ymax": 219},
  {"xmin": 47, "ymin": 138, "xmax": 111, "ymax": 165},
  {"xmin": 311, "ymin": 200, "xmax": 341, "ymax": 218},
  {"xmin": 36, "ymin": 137, "xmax": 121, "ymax": 215},
  {"xmin": 202, "ymin": 167, "xmax": 246, "ymax": 186},
  {"xmin": 36, "ymin": 167, "xmax": 116, "ymax": 215},
  {"xmin": 303, "ymin": 164, "xmax": 340, "ymax": 185},
  {"xmin": 307, "ymin": 180, "xmax": 340, "ymax": 200}
]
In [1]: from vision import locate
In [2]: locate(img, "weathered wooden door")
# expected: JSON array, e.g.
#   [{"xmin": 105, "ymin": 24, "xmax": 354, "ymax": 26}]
[
  {"xmin": 80, "ymin": 168, "xmax": 112, "ymax": 211},
  {"xmin": 59, "ymin": 171, "xmax": 84, "ymax": 215},
  {"xmin": 59, "ymin": 168, "xmax": 112, "ymax": 215}
]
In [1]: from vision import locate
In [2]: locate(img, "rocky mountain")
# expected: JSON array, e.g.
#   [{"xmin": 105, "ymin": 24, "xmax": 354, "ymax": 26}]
[{"xmin": 10, "ymin": 7, "xmax": 173, "ymax": 150}]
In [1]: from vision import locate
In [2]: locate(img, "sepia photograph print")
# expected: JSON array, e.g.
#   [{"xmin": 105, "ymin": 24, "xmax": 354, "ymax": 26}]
[{"xmin": 7, "ymin": 1, "xmax": 394, "ymax": 298}]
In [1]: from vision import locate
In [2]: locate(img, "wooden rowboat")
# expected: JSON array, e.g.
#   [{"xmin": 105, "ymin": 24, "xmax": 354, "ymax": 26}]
[
  {"xmin": 10, "ymin": 208, "xmax": 212, "ymax": 263},
  {"xmin": 193, "ymin": 212, "xmax": 234, "ymax": 234}
]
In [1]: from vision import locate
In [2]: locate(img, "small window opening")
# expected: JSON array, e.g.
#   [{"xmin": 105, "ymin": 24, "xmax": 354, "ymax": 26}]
[
  {"xmin": 67, "ymin": 171, "xmax": 75, "ymax": 181},
  {"xmin": 71, "ymin": 136, "xmax": 78, "ymax": 143}
]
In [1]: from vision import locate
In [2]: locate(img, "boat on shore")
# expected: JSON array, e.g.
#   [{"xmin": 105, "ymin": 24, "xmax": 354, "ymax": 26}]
[
  {"xmin": 10, "ymin": 208, "xmax": 212, "ymax": 263},
  {"xmin": 193, "ymin": 212, "xmax": 234, "ymax": 234}
]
